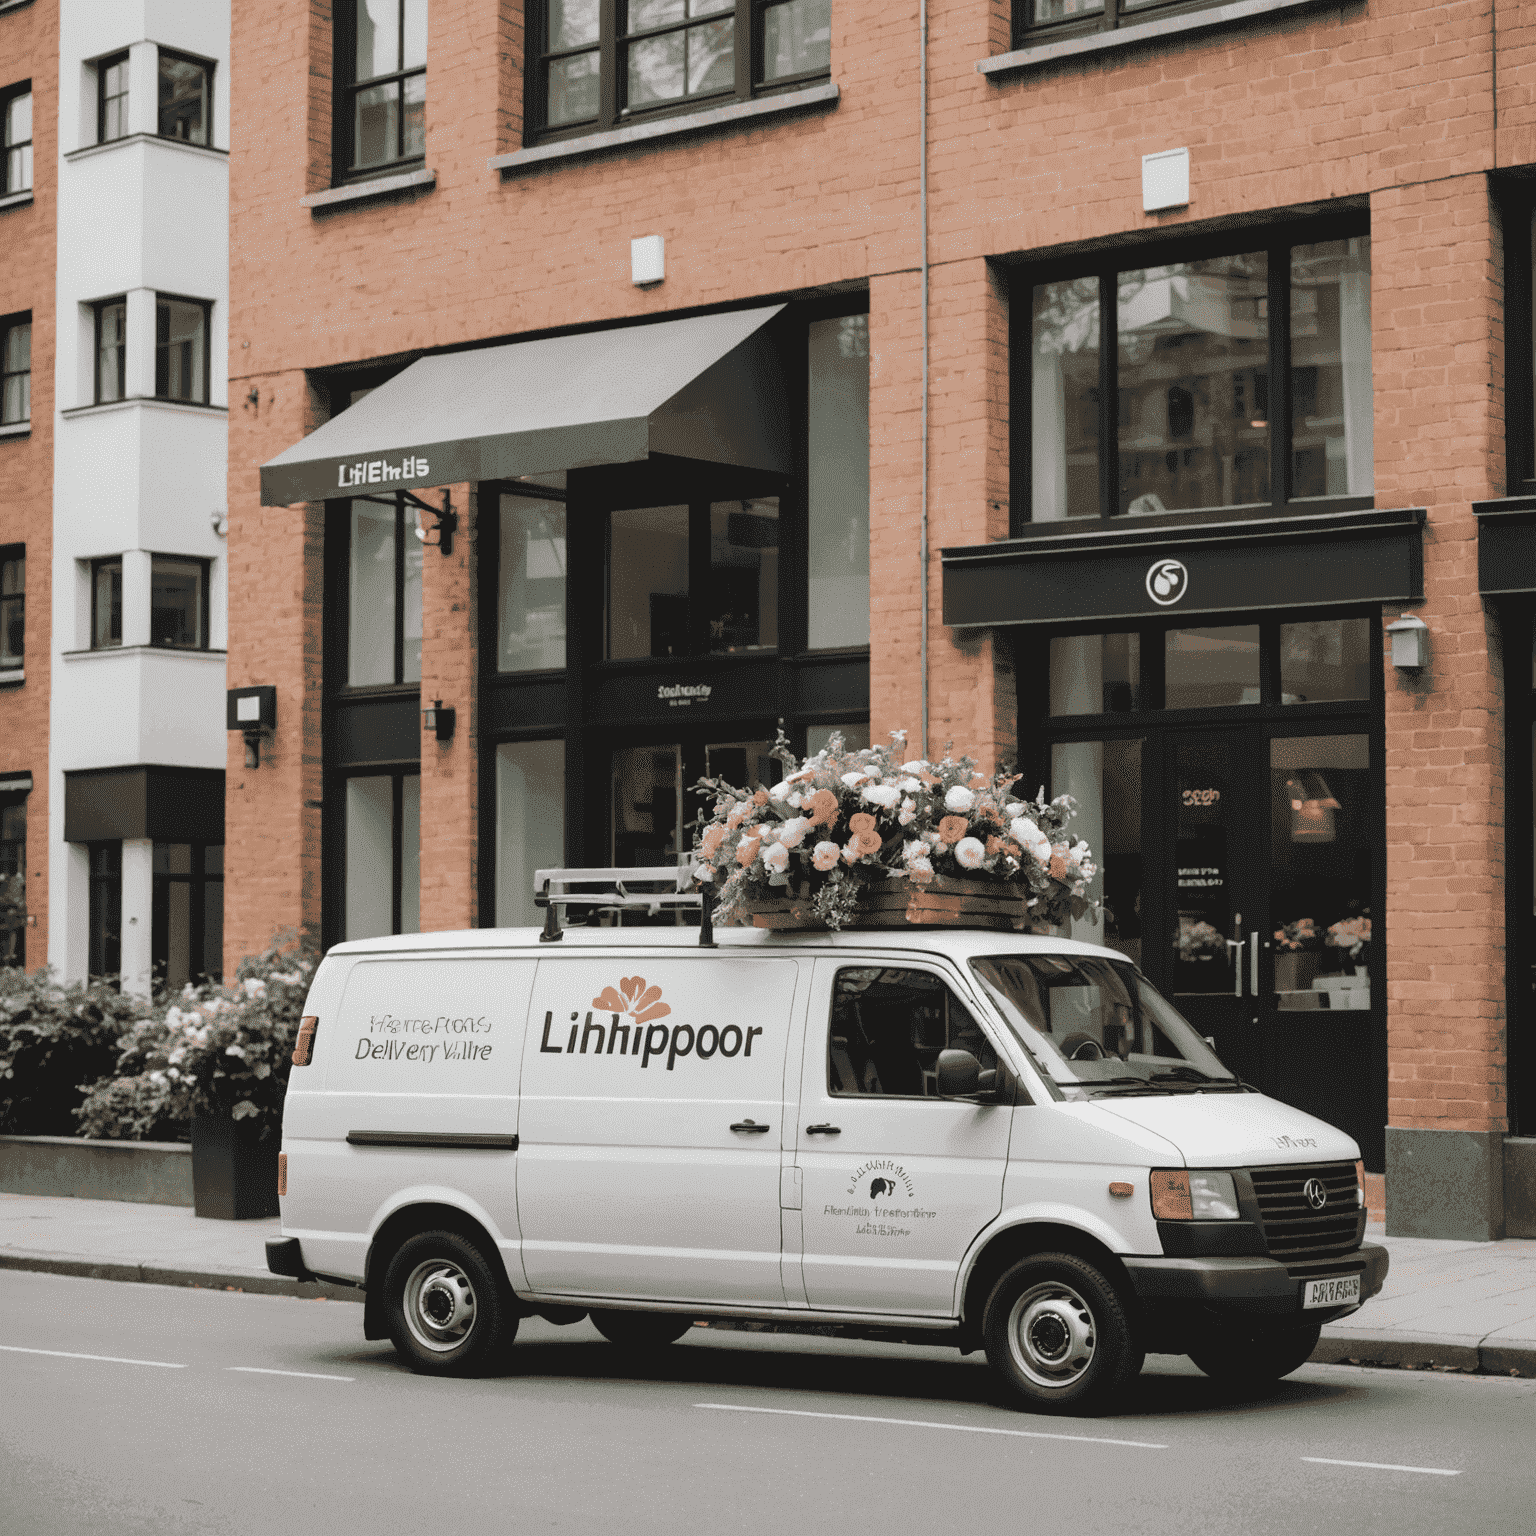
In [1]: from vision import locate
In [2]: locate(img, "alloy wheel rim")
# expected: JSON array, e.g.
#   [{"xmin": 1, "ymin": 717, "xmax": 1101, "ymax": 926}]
[
  {"xmin": 1007, "ymin": 1281, "xmax": 1097, "ymax": 1389},
  {"xmin": 403, "ymin": 1259, "xmax": 477, "ymax": 1353}
]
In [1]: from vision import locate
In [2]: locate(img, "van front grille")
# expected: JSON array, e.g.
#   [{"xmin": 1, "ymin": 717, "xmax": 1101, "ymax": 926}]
[{"xmin": 1248, "ymin": 1162, "xmax": 1362, "ymax": 1260}]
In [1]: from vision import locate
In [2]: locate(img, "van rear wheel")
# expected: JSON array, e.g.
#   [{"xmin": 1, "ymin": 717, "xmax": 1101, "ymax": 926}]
[
  {"xmin": 982, "ymin": 1252, "xmax": 1142, "ymax": 1415},
  {"xmin": 1188, "ymin": 1323, "xmax": 1320, "ymax": 1385},
  {"xmin": 589, "ymin": 1310, "xmax": 694, "ymax": 1349},
  {"xmin": 383, "ymin": 1230, "xmax": 517, "ymax": 1376}
]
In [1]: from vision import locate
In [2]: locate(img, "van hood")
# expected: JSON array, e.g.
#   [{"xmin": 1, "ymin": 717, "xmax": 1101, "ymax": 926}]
[{"xmin": 1092, "ymin": 1092, "xmax": 1359, "ymax": 1167}]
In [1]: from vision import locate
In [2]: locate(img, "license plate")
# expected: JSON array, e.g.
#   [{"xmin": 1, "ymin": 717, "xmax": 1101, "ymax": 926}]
[{"xmin": 1302, "ymin": 1274, "xmax": 1361, "ymax": 1309}]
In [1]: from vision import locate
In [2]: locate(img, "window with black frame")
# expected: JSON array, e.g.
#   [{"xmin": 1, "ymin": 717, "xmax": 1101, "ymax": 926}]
[
  {"xmin": 95, "ymin": 298, "xmax": 127, "ymax": 404},
  {"xmin": 155, "ymin": 295, "xmax": 211, "ymax": 404},
  {"xmin": 152, "ymin": 843, "xmax": 223, "ymax": 987},
  {"xmin": 2, "ymin": 82, "xmax": 31, "ymax": 195},
  {"xmin": 91, "ymin": 557, "xmax": 122, "ymax": 649},
  {"xmin": 346, "ymin": 497, "xmax": 423, "ymax": 686},
  {"xmin": 338, "ymin": 0, "xmax": 427, "ymax": 179},
  {"xmin": 150, "ymin": 556, "xmax": 208, "ymax": 649},
  {"xmin": 88, "ymin": 842, "xmax": 122, "ymax": 980},
  {"xmin": 158, "ymin": 50, "xmax": 212, "ymax": 144},
  {"xmin": 0, "ymin": 314, "xmax": 28, "ymax": 425},
  {"xmin": 1015, "ymin": 0, "xmax": 1237, "ymax": 43},
  {"xmin": 1024, "ymin": 228, "xmax": 1373, "ymax": 524},
  {"xmin": 98, "ymin": 52, "xmax": 130, "ymax": 143},
  {"xmin": 1, "ymin": 546, "xmax": 23, "ymax": 673},
  {"xmin": 532, "ymin": 0, "xmax": 831, "ymax": 139},
  {"xmin": 0, "ymin": 792, "xmax": 23, "ymax": 966}
]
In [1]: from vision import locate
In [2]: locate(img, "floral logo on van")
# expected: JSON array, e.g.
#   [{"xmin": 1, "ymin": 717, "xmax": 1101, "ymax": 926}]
[{"xmin": 592, "ymin": 977, "xmax": 671, "ymax": 1026}]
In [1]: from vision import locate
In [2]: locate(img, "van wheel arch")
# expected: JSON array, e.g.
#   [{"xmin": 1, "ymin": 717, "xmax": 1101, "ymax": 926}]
[
  {"xmin": 363, "ymin": 1203, "xmax": 507, "ymax": 1342},
  {"xmin": 960, "ymin": 1224, "xmax": 1139, "ymax": 1348}
]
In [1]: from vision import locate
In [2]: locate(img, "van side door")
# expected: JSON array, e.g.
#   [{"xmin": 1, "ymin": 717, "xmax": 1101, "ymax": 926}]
[
  {"xmin": 789, "ymin": 957, "xmax": 1013, "ymax": 1318},
  {"xmin": 516, "ymin": 954, "xmax": 800, "ymax": 1307}
]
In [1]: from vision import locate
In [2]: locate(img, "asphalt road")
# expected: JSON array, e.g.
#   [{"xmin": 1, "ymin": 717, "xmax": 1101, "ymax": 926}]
[{"xmin": 2, "ymin": 1270, "xmax": 1533, "ymax": 1536}]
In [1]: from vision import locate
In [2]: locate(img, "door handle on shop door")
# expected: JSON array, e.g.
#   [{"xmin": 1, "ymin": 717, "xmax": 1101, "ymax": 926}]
[
  {"xmin": 806, "ymin": 1123, "xmax": 841, "ymax": 1135},
  {"xmin": 730, "ymin": 1119, "xmax": 771, "ymax": 1133}
]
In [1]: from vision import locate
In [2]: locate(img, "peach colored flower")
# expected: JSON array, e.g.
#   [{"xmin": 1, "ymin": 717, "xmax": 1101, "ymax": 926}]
[
  {"xmin": 986, "ymin": 835, "xmax": 1005, "ymax": 855},
  {"xmin": 737, "ymin": 837, "xmax": 762, "ymax": 867},
  {"xmin": 849, "ymin": 812, "xmax": 877, "ymax": 835},
  {"xmin": 753, "ymin": 789, "xmax": 770, "ymax": 806},
  {"xmin": 726, "ymin": 803, "xmax": 749, "ymax": 830},
  {"xmin": 592, "ymin": 976, "xmax": 670, "ymax": 1025},
  {"xmin": 805, "ymin": 789, "xmax": 840, "ymax": 828},
  {"xmin": 938, "ymin": 815, "xmax": 969, "ymax": 845},
  {"xmin": 700, "ymin": 824, "xmax": 726, "ymax": 856},
  {"xmin": 854, "ymin": 829, "xmax": 882, "ymax": 857},
  {"xmin": 1048, "ymin": 853, "xmax": 1069, "ymax": 881},
  {"xmin": 812, "ymin": 840, "xmax": 841, "ymax": 872}
]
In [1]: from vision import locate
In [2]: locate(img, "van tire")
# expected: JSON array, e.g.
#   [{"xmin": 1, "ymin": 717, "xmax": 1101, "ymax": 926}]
[
  {"xmin": 982, "ymin": 1253, "xmax": 1142, "ymax": 1414},
  {"xmin": 589, "ymin": 1310, "xmax": 694, "ymax": 1349},
  {"xmin": 383, "ymin": 1230, "xmax": 517, "ymax": 1376},
  {"xmin": 1188, "ymin": 1323, "xmax": 1321, "ymax": 1385}
]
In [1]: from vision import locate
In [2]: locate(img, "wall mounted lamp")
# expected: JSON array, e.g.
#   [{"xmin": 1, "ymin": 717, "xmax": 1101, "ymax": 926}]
[
  {"xmin": 411, "ymin": 491, "xmax": 457, "ymax": 556},
  {"xmin": 227, "ymin": 685, "xmax": 277, "ymax": 768},
  {"xmin": 1385, "ymin": 614, "xmax": 1430, "ymax": 670},
  {"xmin": 423, "ymin": 700, "xmax": 456, "ymax": 742}
]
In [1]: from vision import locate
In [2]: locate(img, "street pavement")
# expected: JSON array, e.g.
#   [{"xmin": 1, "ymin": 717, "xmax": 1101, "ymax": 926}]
[
  {"xmin": 2, "ymin": 1268, "xmax": 1533, "ymax": 1535},
  {"xmin": 3, "ymin": 1190, "xmax": 1536, "ymax": 1375}
]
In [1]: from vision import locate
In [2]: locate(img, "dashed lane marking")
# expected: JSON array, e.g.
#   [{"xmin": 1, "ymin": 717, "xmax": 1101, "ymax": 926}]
[
  {"xmin": 0, "ymin": 1344, "xmax": 186, "ymax": 1369},
  {"xmin": 1302, "ymin": 1457, "xmax": 1461, "ymax": 1477},
  {"xmin": 228, "ymin": 1367, "xmax": 354, "ymax": 1381},
  {"xmin": 695, "ymin": 1402, "xmax": 1166, "ymax": 1449}
]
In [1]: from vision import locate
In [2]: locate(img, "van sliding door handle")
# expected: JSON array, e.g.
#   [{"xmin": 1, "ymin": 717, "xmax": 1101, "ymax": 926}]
[
  {"xmin": 806, "ymin": 1123, "xmax": 841, "ymax": 1135},
  {"xmin": 729, "ymin": 1120, "xmax": 771, "ymax": 1133}
]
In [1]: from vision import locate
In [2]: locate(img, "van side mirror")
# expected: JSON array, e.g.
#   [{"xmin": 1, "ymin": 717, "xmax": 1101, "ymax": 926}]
[{"xmin": 936, "ymin": 1049, "xmax": 980, "ymax": 1097}]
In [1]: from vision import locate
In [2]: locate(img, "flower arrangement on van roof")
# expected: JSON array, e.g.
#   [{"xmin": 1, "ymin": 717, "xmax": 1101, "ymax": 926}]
[{"xmin": 691, "ymin": 731, "xmax": 1098, "ymax": 932}]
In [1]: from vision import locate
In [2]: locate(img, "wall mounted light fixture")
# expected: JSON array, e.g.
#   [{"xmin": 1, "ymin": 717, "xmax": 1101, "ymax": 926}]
[
  {"xmin": 1385, "ymin": 614, "xmax": 1430, "ymax": 670},
  {"xmin": 423, "ymin": 700, "xmax": 455, "ymax": 742},
  {"xmin": 227, "ymin": 685, "xmax": 277, "ymax": 768}
]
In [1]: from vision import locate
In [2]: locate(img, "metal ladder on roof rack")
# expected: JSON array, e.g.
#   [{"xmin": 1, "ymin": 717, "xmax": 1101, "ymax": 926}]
[{"xmin": 533, "ymin": 866, "xmax": 715, "ymax": 947}]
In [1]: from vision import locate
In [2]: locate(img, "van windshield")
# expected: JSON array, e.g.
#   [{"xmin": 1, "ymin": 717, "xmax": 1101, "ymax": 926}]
[{"xmin": 969, "ymin": 954, "xmax": 1240, "ymax": 1097}]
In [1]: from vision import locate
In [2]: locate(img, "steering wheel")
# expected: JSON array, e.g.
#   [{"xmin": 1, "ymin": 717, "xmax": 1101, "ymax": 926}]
[{"xmin": 1060, "ymin": 1032, "xmax": 1106, "ymax": 1061}]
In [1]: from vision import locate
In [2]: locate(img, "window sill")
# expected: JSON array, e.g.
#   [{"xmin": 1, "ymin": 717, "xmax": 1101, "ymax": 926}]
[
  {"xmin": 0, "ymin": 189, "xmax": 32, "ymax": 212},
  {"xmin": 63, "ymin": 645, "xmax": 226, "ymax": 663},
  {"xmin": 980, "ymin": 0, "xmax": 1329, "ymax": 78},
  {"xmin": 492, "ymin": 80, "xmax": 840, "ymax": 174},
  {"xmin": 0, "ymin": 669, "xmax": 22, "ymax": 688},
  {"xmin": 0, "ymin": 420, "xmax": 30, "ymax": 439},
  {"xmin": 61, "ymin": 397, "xmax": 228, "ymax": 421},
  {"xmin": 64, "ymin": 133, "xmax": 228, "ymax": 164},
  {"xmin": 301, "ymin": 166, "xmax": 436, "ymax": 212}
]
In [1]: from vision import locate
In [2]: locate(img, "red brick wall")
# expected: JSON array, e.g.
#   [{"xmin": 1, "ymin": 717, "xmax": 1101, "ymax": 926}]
[{"xmin": 0, "ymin": 0, "xmax": 57, "ymax": 971}]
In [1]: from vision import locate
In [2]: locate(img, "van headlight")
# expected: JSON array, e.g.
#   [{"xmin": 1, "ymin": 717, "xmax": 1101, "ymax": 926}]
[{"xmin": 1150, "ymin": 1169, "xmax": 1240, "ymax": 1221}]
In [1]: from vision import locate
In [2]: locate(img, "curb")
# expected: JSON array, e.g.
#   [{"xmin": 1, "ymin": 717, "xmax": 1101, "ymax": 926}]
[
  {"xmin": 0, "ymin": 1251, "xmax": 364, "ymax": 1303},
  {"xmin": 1313, "ymin": 1329, "xmax": 1536, "ymax": 1377}
]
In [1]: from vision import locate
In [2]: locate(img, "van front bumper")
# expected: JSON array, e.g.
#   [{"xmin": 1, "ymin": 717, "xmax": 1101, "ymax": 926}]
[
  {"xmin": 1123, "ymin": 1241, "xmax": 1389, "ymax": 1321},
  {"xmin": 265, "ymin": 1236, "xmax": 315, "ymax": 1283}
]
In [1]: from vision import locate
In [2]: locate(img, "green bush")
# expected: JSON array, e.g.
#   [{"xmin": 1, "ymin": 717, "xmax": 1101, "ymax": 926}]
[{"xmin": 0, "ymin": 970, "xmax": 149, "ymax": 1136}]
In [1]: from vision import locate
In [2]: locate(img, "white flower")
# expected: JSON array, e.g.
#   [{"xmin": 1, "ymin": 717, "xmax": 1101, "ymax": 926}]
[
  {"xmin": 922, "ymin": 829, "xmax": 941, "ymax": 846},
  {"xmin": 225, "ymin": 1044, "xmax": 246, "ymax": 1059},
  {"xmin": 242, "ymin": 977, "xmax": 267, "ymax": 998},
  {"xmin": 149, "ymin": 1071, "xmax": 167, "ymax": 1087},
  {"xmin": 762, "ymin": 842, "xmax": 790, "ymax": 875},
  {"xmin": 693, "ymin": 863, "xmax": 715, "ymax": 884},
  {"xmin": 898, "ymin": 809, "xmax": 915, "ymax": 826},
  {"xmin": 898, "ymin": 777, "xmax": 923, "ymax": 793},
  {"xmin": 862, "ymin": 783, "xmax": 900, "ymax": 809},
  {"xmin": 902, "ymin": 760, "xmax": 929, "ymax": 773},
  {"xmin": 841, "ymin": 770, "xmax": 871, "ymax": 788},
  {"xmin": 1011, "ymin": 816, "xmax": 1052, "ymax": 863},
  {"xmin": 768, "ymin": 781, "xmax": 791, "ymax": 801},
  {"xmin": 944, "ymin": 786, "xmax": 975, "ymax": 813},
  {"xmin": 787, "ymin": 792, "xmax": 804, "ymax": 809},
  {"xmin": 955, "ymin": 836, "xmax": 987, "ymax": 869}
]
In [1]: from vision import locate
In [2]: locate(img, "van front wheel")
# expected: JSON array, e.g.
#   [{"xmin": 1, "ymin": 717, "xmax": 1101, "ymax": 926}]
[
  {"xmin": 383, "ymin": 1230, "xmax": 517, "ymax": 1376},
  {"xmin": 982, "ymin": 1253, "xmax": 1141, "ymax": 1415}
]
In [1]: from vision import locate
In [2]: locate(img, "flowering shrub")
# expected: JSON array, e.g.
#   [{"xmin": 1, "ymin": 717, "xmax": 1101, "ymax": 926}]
[
  {"xmin": 691, "ymin": 731, "xmax": 1098, "ymax": 932},
  {"xmin": 1176, "ymin": 919, "xmax": 1227, "ymax": 964},
  {"xmin": 1326, "ymin": 916, "xmax": 1371, "ymax": 959},
  {"xmin": 73, "ymin": 940, "xmax": 316, "ymax": 1143},
  {"xmin": 1273, "ymin": 917, "xmax": 1321, "ymax": 953}
]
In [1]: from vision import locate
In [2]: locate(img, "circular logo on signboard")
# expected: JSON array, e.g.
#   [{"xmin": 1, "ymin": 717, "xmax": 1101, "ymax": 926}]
[{"xmin": 1146, "ymin": 557, "xmax": 1189, "ymax": 606}]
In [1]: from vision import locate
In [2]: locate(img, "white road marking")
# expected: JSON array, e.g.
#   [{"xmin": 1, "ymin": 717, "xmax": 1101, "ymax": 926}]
[
  {"xmin": 695, "ymin": 1402, "xmax": 1166, "ymax": 1449},
  {"xmin": 0, "ymin": 1344, "xmax": 185, "ymax": 1369},
  {"xmin": 228, "ymin": 1367, "xmax": 354, "ymax": 1382},
  {"xmin": 1302, "ymin": 1457, "xmax": 1461, "ymax": 1477}
]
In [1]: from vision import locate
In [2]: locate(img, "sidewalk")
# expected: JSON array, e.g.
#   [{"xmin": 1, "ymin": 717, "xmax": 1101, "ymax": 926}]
[{"xmin": 3, "ymin": 1191, "xmax": 1535, "ymax": 1374}]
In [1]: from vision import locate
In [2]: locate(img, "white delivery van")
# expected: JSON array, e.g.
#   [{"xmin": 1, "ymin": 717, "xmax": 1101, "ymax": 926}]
[{"xmin": 268, "ymin": 897, "xmax": 1387, "ymax": 1414}]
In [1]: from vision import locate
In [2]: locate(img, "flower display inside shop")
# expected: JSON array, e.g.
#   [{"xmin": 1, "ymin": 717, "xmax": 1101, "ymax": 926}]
[
  {"xmin": 1273, "ymin": 917, "xmax": 1321, "ymax": 953},
  {"xmin": 1326, "ymin": 915, "xmax": 1371, "ymax": 959},
  {"xmin": 690, "ymin": 731, "xmax": 1099, "ymax": 932}
]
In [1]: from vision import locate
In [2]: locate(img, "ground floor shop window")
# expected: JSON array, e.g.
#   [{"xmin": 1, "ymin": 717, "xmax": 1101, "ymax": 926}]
[
  {"xmin": 495, "ymin": 740, "xmax": 564, "ymax": 927},
  {"xmin": 88, "ymin": 842, "xmax": 122, "ymax": 979},
  {"xmin": 0, "ymin": 794, "xmax": 24, "ymax": 965},
  {"xmin": 151, "ymin": 843, "xmax": 223, "ymax": 988},
  {"xmin": 344, "ymin": 772, "xmax": 419, "ymax": 940}
]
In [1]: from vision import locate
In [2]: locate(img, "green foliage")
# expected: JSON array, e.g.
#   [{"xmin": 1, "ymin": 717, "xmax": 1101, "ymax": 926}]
[{"xmin": 0, "ymin": 969, "xmax": 149, "ymax": 1136}]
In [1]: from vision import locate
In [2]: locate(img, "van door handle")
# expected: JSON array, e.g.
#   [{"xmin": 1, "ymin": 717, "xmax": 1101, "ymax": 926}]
[
  {"xmin": 806, "ymin": 1123, "xmax": 841, "ymax": 1135},
  {"xmin": 729, "ymin": 1120, "xmax": 771, "ymax": 1133}
]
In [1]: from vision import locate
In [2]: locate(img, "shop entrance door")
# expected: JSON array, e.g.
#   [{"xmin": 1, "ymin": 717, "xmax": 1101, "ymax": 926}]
[{"xmin": 1152, "ymin": 725, "xmax": 1380, "ymax": 1162}]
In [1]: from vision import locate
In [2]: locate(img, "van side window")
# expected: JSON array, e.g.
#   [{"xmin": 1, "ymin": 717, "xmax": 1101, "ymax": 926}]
[{"xmin": 828, "ymin": 967, "xmax": 997, "ymax": 1098}]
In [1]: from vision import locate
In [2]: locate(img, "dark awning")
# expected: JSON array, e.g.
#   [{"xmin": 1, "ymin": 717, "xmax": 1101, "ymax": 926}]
[
  {"xmin": 260, "ymin": 305, "xmax": 790, "ymax": 506},
  {"xmin": 64, "ymin": 766, "xmax": 225, "ymax": 844},
  {"xmin": 1474, "ymin": 497, "xmax": 1536, "ymax": 595},
  {"xmin": 942, "ymin": 506, "xmax": 1425, "ymax": 629}
]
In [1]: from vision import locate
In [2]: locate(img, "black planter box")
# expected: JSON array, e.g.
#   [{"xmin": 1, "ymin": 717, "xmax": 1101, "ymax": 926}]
[{"xmin": 190, "ymin": 1117, "xmax": 279, "ymax": 1220}]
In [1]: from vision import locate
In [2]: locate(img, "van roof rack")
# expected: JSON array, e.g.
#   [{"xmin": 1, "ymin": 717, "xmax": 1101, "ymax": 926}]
[{"xmin": 533, "ymin": 866, "xmax": 715, "ymax": 947}]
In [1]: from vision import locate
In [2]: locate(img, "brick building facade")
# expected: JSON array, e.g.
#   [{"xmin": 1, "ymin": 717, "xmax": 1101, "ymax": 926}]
[{"xmin": 229, "ymin": 0, "xmax": 1536, "ymax": 1238}]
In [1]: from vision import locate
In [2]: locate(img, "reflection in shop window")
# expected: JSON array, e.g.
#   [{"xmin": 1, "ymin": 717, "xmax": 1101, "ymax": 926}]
[
  {"xmin": 805, "ymin": 722, "xmax": 871, "ymax": 756},
  {"xmin": 1270, "ymin": 735, "xmax": 1370, "ymax": 1012},
  {"xmin": 88, "ymin": 841, "xmax": 122, "ymax": 979},
  {"xmin": 498, "ymin": 496, "xmax": 566, "ymax": 672},
  {"xmin": 611, "ymin": 744, "xmax": 683, "ymax": 868},
  {"xmin": 1049, "ymin": 633, "xmax": 1140, "ymax": 715},
  {"xmin": 1051, "ymin": 738, "xmax": 1141, "ymax": 962},
  {"xmin": 1280, "ymin": 619, "xmax": 1371, "ymax": 704},
  {"xmin": 706, "ymin": 739, "xmax": 778, "ymax": 791},
  {"xmin": 347, "ymin": 500, "xmax": 422, "ymax": 686},
  {"xmin": 495, "ymin": 740, "xmax": 564, "ymax": 927},
  {"xmin": 1165, "ymin": 626, "xmax": 1260, "ymax": 709},
  {"xmin": 807, "ymin": 315, "xmax": 870, "ymax": 647},
  {"xmin": 1291, "ymin": 239, "xmax": 1373, "ymax": 498},
  {"xmin": 344, "ymin": 772, "xmax": 419, "ymax": 940},
  {"xmin": 608, "ymin": 506, "xmax": 689, "ymax": 659},
  {"xmin": 707, "ymin": 499, "xmax": 778, "ymax": 652},
  {"xmin": 1032, "ymin": 278, "xmax": 1101, "ymax": 522},
  {"xmin": 152, "ymin": 842, "xmax": 223, "ymax": 987}
]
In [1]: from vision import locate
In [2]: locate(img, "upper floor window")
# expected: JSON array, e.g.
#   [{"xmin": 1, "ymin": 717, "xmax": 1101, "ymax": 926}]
[
  {"xmin": 2, "ymin": 83, "xmax": 30, "ymax": 194},
  {"xmin": 94, "ymin": 298, "xmax": 127, "ymax": 403},
  {"xmin": 1016, "ymin": 0, "xmax": 1221, "ymax": 42},
  {"xmin": 1, "ymin": 547, "xmax": 22, "ymax": 671},
  {"xmin": 98, "ymin": 52, "xmax": 130, "ymax": 143},
  {"xmin": 156, "ymin": 295, "xmax": 210, "ymax": 403},
  {"xmin": 1, "ymin": 314, "xmax": 28, "ymax": 423},
  {"xmin": 1025, "ymin": 227, "xmax": 1373, "ymax": 523},
  {"xmin": 531, "ymin": 0, "xmax": 831, "ymax": 139},
  {"xmin": 340, "ymin": 0, "xmax": 426, "ymax": 178},
  {"xmin": 158, "ymin": 49, "xmax": 212, "ymax": 145},
  {"xmin": 150, "ymin": 556, "xmax": 208, "ymax": 649},
  {"xmin": 91, "ymin": 557, "xmax": 122, "ymax": 649}
]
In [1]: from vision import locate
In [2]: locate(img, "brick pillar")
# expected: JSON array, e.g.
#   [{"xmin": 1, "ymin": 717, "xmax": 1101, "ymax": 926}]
[
  {"xmin": 1374, "ymin": 176, "xmax": 1509, "ymax": 1238},
  {"xmin": 224, "ymin": 370, "xmax": 326, "ymax": 969},
  {"xmin": 418, "ymin": 483, "xmax": 479, "ymax": 932}
]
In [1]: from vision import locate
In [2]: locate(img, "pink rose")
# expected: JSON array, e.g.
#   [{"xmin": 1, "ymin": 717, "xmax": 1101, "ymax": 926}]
[{"xmin": 812, "ymin": 841, "xmax": 841, "ymax": 872}]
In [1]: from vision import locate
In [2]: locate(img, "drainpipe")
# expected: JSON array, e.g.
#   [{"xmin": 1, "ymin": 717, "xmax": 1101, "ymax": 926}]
[{"xmin": 918, "ymin": 0, "xmax": 930, "ymax": 756}]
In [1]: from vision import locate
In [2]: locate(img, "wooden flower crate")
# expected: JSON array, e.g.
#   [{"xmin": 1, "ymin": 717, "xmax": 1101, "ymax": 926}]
[{"xmin": 741, "ymin": 874, "xmax": 1036, "ymax": 933}]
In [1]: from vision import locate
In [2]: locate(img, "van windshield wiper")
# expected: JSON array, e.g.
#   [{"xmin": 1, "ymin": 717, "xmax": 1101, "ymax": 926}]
[
  {"xmin": 1146, "ymin": 1067, "xmax": 1244, "ymax": 1092},
  {"xmin": 1073, "ymin": 1076, "xmax": 1180, "ymax": 1096}
]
